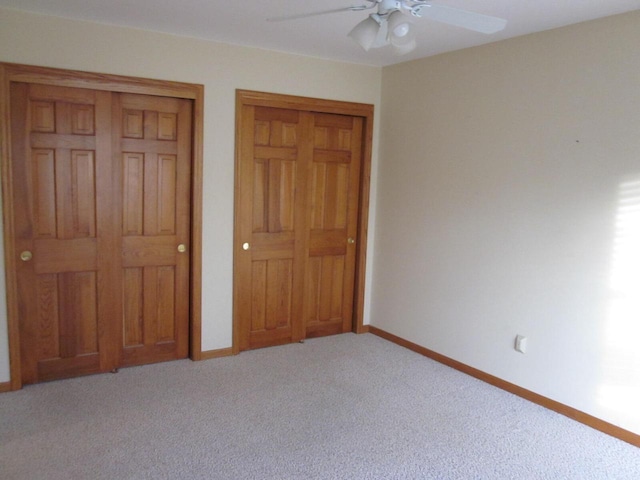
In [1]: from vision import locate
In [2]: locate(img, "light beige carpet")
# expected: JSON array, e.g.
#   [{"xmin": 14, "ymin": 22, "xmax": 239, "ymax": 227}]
[{"xmin": 1, "ymin": 333, "xmax": 639, "ymax": 479}]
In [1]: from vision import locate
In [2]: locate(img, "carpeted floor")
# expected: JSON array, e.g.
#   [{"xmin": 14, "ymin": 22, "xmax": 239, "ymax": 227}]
[{"xmin": 1, "ymin": 333, "xmax": 638, "ymax": 479}]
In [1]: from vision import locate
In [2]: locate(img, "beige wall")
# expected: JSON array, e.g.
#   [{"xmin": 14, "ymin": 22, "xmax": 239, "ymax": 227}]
[
  {"xmin": 374, "ymin": 11, "xmax": 640, "ymax": 433},
  {"xmin": 0, "ymin": 8, "xmax": 381, "ymax": 381}
]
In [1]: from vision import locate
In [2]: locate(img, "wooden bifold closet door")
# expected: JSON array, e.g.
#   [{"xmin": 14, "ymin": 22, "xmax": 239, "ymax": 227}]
[
  {"xmin": 235, "ymin": 101, "xmax": 364, "ymax": 351},
  {"xmin": 10, "ymin": 83, "xmax": 192, "ymax": 384}
]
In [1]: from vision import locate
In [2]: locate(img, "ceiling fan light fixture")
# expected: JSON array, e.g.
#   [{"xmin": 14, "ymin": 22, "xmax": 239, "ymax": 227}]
[
  {"xmin": 371, "ymin": 19, "xmax": 390, "ymax": 49},
  {"xmin": 393, "ymin": 37, "xmax": 417, "ymax": 55},
  {"xmin": 348, "ymin": 15, "xmax": 381, "ymax": 51},
  {"xmin": 393, "ymin": 22, "xmax": 410, "ymax": 38},
  {"xmin": 390, "ymin": 23, "xmax": 416, "ymax": 55},
  {"xmin": 387, "ymin": 10, "xmax": 410, "ymax": 39},
  {"xmin": 269, "ymin": 0, "xmax": 508, "ymax": 57}
]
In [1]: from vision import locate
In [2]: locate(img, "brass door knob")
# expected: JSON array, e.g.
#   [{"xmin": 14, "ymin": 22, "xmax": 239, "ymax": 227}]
[
  {"xmin": 242, "ymin": 242, "xmax": 250, "ymax": 251},
  {"xmin": 20, "ymin": 251, "xmax": 33, "ymax": 262},
  {"xmin": 347, "ymin": 237, "xmax": 355, "ymax": 245},
  {"xmin": 177, "ymin": 244, "xmax": 186, "ymax": 253}
]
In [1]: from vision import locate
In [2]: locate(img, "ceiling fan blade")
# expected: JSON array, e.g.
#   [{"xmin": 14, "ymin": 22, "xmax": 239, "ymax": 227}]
[
  {"xmin": 268, "ymin": 5, "xmax": 372, "ymax": 22},
  {"xmin": 416, "ymin": 4, "xmax": 507, "ymax": 34}
]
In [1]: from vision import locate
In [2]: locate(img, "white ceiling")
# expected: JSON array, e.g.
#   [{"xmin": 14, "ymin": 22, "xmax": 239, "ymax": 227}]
[{"xmin": 1, "ymin": 0, "xmax": 639, "ymax": 66}]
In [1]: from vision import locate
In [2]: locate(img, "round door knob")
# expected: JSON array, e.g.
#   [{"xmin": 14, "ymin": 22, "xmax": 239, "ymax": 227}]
[
  {"xmin": 347, "ymin": 237, "xmax": 356, "ymax": 245},
  {"xmin": 20, "ymin": 251, "xmax": 33, "ymax": 262},
  {"xmin": 242, "ymin": 242, "xmax": 250, "ymax": 251},
  {"xmin": 177, "ymin": 244, "xmax": 186, "ymax": 253}
]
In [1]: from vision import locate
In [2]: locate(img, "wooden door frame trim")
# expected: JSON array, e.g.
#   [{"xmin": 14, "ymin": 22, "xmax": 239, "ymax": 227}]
[
  {"xmin": 0, "ymin": 63, "xmax": 205, "ymax": 390},
  {"xmin": 232, "ymin": 90, "xmax": 374, "ymax": 354}
]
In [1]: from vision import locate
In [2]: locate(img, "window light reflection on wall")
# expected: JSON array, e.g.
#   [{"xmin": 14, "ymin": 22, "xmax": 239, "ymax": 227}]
[{"xmin": 598, "ymin": 179, "xmax": 640, "ymax": 433}]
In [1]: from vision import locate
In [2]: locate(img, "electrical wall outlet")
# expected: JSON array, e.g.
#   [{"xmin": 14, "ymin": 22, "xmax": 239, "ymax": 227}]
[{"xmin": 515, "ymin": 335, "xmax": 527, "ymax": 354}]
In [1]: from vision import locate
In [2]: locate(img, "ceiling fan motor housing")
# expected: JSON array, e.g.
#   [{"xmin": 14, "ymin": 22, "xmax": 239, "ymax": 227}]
[
  {"xmin": 375, "ymin": 1, "xmax": 432, "ymax": 19},
  {"xmin": 379, "ymin": 0, "xmax": 403, "ymax": 14}
]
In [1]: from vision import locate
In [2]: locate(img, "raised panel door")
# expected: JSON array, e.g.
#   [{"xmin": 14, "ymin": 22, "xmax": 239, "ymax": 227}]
[
  {"xmin": 11, "ymin": 83, "xmax": 117, "ymax": 383},
  {"xmin": 236, "ymin": 106, "xmax": 311, "ymax": 349},
  {"xmin": 10, "ymin": 84, "xmax": 193, "ymax": 384},
  {"xmin": 116, "ymin": 94, "xmax": 192, "ymax": 366},
  {"xmin": 235, "ymin": 104, "xmax": 364, "ymax": 350},
  {"xmin": 305, "ymin": 113, "xmax": 362, "ymax": 338}
]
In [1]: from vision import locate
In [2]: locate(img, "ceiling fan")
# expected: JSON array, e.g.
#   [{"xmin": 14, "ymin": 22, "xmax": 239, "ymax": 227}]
[{"xmin": 268, "ymin": 0, "xmax": 507, "ymax": 55}]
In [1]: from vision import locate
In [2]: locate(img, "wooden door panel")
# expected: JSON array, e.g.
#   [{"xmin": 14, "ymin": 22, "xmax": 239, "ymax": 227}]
[
  {"xmin": 237, "ymin": 106, "xmax": 308, "ymax": 350},
  {"xmin": 57, "ymin": 271, "xmax": 99, "ymax": 357},
  {"xmin": 157, "ymin": 154, "xmax": 178, "ymax": 234},
  {"xmin": 266, "ymin": 159, "xmax": 296, "ymax": 233},
  {"xmin": 122, "ymin": 265, "xmax": 179, "ymax": 356},
  {"xmin": 264, "ymin": 258, "xmax": 293, "ymax": 330},
  {"xmin": 141, "ymin": 265, "xmax": 177, "ymax": 344},
  {"xmin": 310, "ymin": 162, "xmax": 350, "ymax": 230},
  {"xmin": 32, "ymin": 149, "xmax": 98, "ymax": 239},
  {"xmin": 11, "ymin": 83, "xmax": 108, "ymax": 384},
  {"xmin": 123, "ymin": 267, "xmax": 144, "ymax": 347},
  {"xmin": 30, "ymin": 270, "xmax": 100, "ymax": 381},
  {"xmin": 117, "ymin": 93, "xmax": 191, "ymax": 367},
  {"xmin": 70, "ymin": 150, "xmax": 97, "ymax": 237},
  {"xmin": 36, "ymin": 354, "xmax": 101, "ymax": 383},
  {"xmin": 34, "ymin": 238, "xmax": 96, "ymax": 274},
  {"xmin": 305, "ymin": 113, "xmax": 362, "ymax": 338},
  {"xmin": 70, "ymin": 104, "xmax": 95, "ymax": 134},
  {"xmin": 236, "ymin": 101, "xmax": 365, "ymax": 350},
  {"xmin": 35, "ymin": 274, "xmax": 60, "ymax": 359},
  {"xmin": 155, "ymin": 266, "xmax": 177, "ymax": 341},
  {"xmin": 252, "ymin": 159, "xmax": 268, "ymax": 232},
  {"xmin": 11, "ymin": 82, "xmax": 193, "ymax": 384},
  {"xmin": 122, "ymin": 236, "xmax": 180, "ymax": 267},
  {"xmin": 248, "ymin": 258, "xmax": 294, "ymax": 349},
  {"xmin": 32, "ymin": 149, "xmax": 57, "ymax": 237},
  {"xmin": 122, "ymin": 152, "xmax": 145, "ymax": 235},
  {"xmin": 306, "ymin": 255, "xmax": 347, "ymax": 337},
  {"xmin": 122, "ymin": 151, "xmax": 179, "ymax": 236},
  {"xmin": 31, "ymin": 101, "xmax": 56, "ymax": 132}
]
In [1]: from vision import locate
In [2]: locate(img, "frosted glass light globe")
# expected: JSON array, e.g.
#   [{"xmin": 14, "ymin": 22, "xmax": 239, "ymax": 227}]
[{"xmin": 393, "ymin": 22, "xmax": 410, "ymax": 38}]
